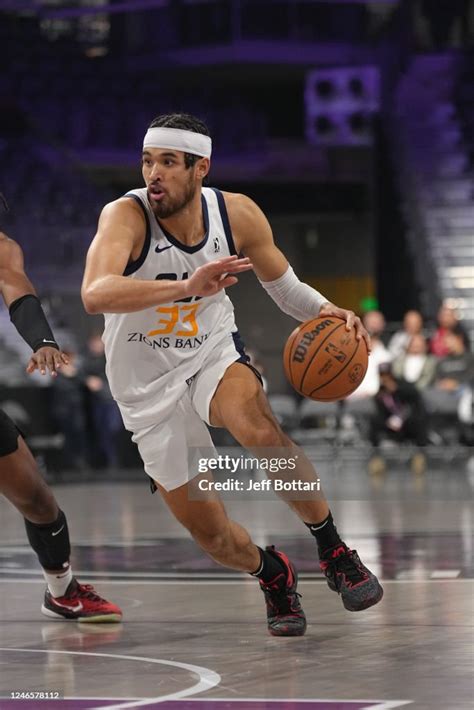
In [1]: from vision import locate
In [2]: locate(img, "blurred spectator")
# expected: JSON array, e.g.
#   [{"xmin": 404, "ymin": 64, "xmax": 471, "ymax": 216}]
[
  {"xmin": 424, "ymin": 332, "xmax": 474, "ymax": 442},
  {"xmin": 82, "ymin": 333, "xmax": 122, "ymax": 469},
  {"xmin": 430, "ymin": 304, "xmax": 470, "ymax": 357},
  {"xmin": 369, "ymin": 363, "xmax": 429, "ymax": 447},
  {"xmin": 364, "ymin": 309, "xmax": 389, "ymax": 344},
  {"xmin": 434, "ymin": 332, "xmax": 473, "ymax": 392},
  {"xmin": 392, "ymin": 333, "xmax": 437, "ymax": 390},
  {"xmin": 388, "ymin": 309, "xmax": 424, "ymax": 359},
  {"xmin": 50, "ymin": 350, "xmax": 87, "ymax": 470},
  {"xmin": 347, "ymin": 310, "xmax": 391, "ymax": 400}
]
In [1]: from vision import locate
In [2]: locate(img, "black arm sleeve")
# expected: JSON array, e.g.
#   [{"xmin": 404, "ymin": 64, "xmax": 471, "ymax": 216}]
[{"xmin": 9, "ymin": 294, "xmax": 59, "ymax": 352}]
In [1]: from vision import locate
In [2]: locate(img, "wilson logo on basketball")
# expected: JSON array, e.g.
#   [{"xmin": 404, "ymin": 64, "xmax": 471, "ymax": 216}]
[{"xmin": 292, "ymin": 319, "xmax": 334, "ymax": 363}]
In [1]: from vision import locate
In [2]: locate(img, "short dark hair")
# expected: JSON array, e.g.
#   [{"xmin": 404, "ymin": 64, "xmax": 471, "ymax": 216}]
[{"xmin": 148, "ymin": 113, "xmax": 211, "ymax": 169}]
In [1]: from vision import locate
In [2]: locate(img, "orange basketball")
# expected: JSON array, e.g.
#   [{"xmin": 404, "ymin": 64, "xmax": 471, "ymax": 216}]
[{"xmin": 283, "ymin": 316, "xmax": 368, "ymax": 401}]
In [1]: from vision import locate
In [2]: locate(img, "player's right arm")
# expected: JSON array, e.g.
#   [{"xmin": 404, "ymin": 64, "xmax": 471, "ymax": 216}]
[{"xmin": 82, "ymin": 199, "xmax": 252, "ymax": 314}]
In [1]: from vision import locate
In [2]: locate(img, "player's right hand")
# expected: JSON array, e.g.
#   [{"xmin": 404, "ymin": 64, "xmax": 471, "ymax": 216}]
[{"xmin": 184, "ymin": 255, "xmax": 253, "ymax": 298}]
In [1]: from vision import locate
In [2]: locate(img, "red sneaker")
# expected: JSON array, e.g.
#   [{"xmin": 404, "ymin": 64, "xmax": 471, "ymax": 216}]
[
  {"xmin": 259, "ymin": 546, "xmax": 307, "ymax": 637},
  {"xmin": 41, "ymin": 579, "xmax": 122, "ymax": 623},
  {"xmin": 319, "ymin": 543, "xmax": 383, "ymax": 612}
]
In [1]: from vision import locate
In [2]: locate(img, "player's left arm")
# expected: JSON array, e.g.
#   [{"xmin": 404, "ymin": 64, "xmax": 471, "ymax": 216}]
[
  {"xmin": 0, "ymin": 233, "xmax": 69, "ymax": 376},
  {"xmin": 226, "ymin": 193, "xmax": 370, "ymax": 351}
]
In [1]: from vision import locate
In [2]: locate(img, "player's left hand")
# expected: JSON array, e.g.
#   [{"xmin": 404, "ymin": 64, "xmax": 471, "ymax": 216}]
[
  {"xmin": 26, "ymin": 347, "xmax": 69, "ymax": 377},
  {"xmin": 318, "ymin": 302, "xmax": 371, "ymax": 354}
]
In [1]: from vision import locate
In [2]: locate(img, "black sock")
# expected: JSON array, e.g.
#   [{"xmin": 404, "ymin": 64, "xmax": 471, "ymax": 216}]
[
  {"xmin": 24, "ymin": 509, "xmax": 71, "ymax": 570},
  {"xmin": 305, "ymin": 512, "xmax": 343, "ymax": 557},
  {"xmin": 250, "ymin": 547, "xmax": 286, "ymax": 584}
]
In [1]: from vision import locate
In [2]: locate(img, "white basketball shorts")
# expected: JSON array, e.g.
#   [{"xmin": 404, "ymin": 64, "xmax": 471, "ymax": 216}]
[{"xmin": 130, "ymin": 333, "xmax": 258, "ymax": 491}]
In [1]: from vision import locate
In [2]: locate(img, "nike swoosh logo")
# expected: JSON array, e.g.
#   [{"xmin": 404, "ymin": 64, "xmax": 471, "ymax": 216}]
[
  {"xmin": 51, "ymin": 598, "xmax": 83, "ymax": 612},
  {"xmin": 42, "ymin": 339, "xmax": 57, "ymax": 344},
  {"xmin": 155, "ymin": 244, "xmax": 173, "ymax": 254},
  {"xmin": 51, "ymin": 525, "xmax": 65, "ymax": 537}
]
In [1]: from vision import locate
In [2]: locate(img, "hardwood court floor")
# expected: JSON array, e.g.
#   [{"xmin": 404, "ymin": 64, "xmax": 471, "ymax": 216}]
[{"xmin": 0, "ymin": 459, "xmax": 473, "ymax": 710}]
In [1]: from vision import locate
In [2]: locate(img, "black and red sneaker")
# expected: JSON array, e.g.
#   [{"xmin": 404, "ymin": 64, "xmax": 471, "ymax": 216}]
[
  {"xmin": 42, "ymin": 579, "xmax": 122, "ymax": 623},
  {"xmin": 259, "ymin": 546, "xmax": 307, "ymax": 637},
  {"xmin": 320, "ymin": 543, "xmax": 383, "ymax": 612}
]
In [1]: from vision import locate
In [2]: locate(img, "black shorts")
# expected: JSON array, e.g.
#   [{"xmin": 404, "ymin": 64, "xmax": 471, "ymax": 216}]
[{"xmin": 0, "ymin": 408, "xmax": 22, "ymax": 457}]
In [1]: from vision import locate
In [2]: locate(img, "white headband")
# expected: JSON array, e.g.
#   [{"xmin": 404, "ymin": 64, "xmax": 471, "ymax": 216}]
[{"xmin": 143, "ymin": 127, "xmax": 212, "ymax": 159}]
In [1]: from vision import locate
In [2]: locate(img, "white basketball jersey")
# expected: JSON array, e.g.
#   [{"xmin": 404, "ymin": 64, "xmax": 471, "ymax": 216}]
[{"xmin": 102, "ymin": 187, "xmax": 242, "ymax": 430}]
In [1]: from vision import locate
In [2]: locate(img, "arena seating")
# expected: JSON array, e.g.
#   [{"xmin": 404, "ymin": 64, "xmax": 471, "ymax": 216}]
[{"xmin": 391, "ymin": 53, "xmax": 474, "ymax": 347}]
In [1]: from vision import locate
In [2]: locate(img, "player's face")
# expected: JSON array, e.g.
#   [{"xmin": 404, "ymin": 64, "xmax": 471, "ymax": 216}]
[{"xmin": 142, "ymin": 149, "xmax": 198, "ymax": 219}]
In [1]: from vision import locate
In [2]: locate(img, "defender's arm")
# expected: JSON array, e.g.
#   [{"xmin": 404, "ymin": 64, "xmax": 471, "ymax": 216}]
[{"xmin": 0, "ymin": 233, "xmax": 68, "ymax": 374}]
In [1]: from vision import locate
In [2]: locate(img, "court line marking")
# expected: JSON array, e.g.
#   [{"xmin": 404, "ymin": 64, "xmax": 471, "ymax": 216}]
[
  {"xmin": 0, "ymin": 696, "xmax": 414, "ymax": 709},
  {"xmin": 0, "ymin": 528, "xmax": 466, "ymax": 547},
  {"xmin": 0, "ymin": 648, "xmax": 221, "ymax": 710},
  {"xmin": 0, "ymin": 692, "xmax": 413, "ymax": 709},
  {"xmin": 163, "ymin": 701, "xmax": 413, "ymax": 710},
  {"xmin": 0, "ymin": 568, "xmax": 358, "ymax": 580},
  {"xmin": 100, "ymin": 699, "xmax": 413, "ymax": 709},
  {"xmin": 0, "ymin": 577, "xmax": 472, "ymax": 585},
  {"xmin": 430, "ymin": 570, "xmax": 461, "ymax": 579},
  {"xmin": 367, "ymin": 703, "xmax": 412, "ymax": 710}
]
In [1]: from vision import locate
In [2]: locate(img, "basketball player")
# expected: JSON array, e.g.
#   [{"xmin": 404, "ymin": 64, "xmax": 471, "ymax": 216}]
[
  {"xmin": 82, "ymin": 114, "xmax": 383, "ymax": 636},
  {"xmin": 0, "ymin": 193, "xmax": 121, "ymax": 622}
]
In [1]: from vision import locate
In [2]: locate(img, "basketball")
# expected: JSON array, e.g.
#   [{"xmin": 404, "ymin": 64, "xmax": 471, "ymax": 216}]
[{"xmin": 283, "ymin": 316, "xmax": 368, "ymax": 401}]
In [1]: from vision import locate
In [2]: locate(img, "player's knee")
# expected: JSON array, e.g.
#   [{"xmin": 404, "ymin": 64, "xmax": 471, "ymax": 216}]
[
  {"xmin": 12, "ymin": 482, "xmax": 57, "ymax": 522},
  {"xmin": 189, "ymin": 526, "xmax": 229, "ymax": 556}
]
